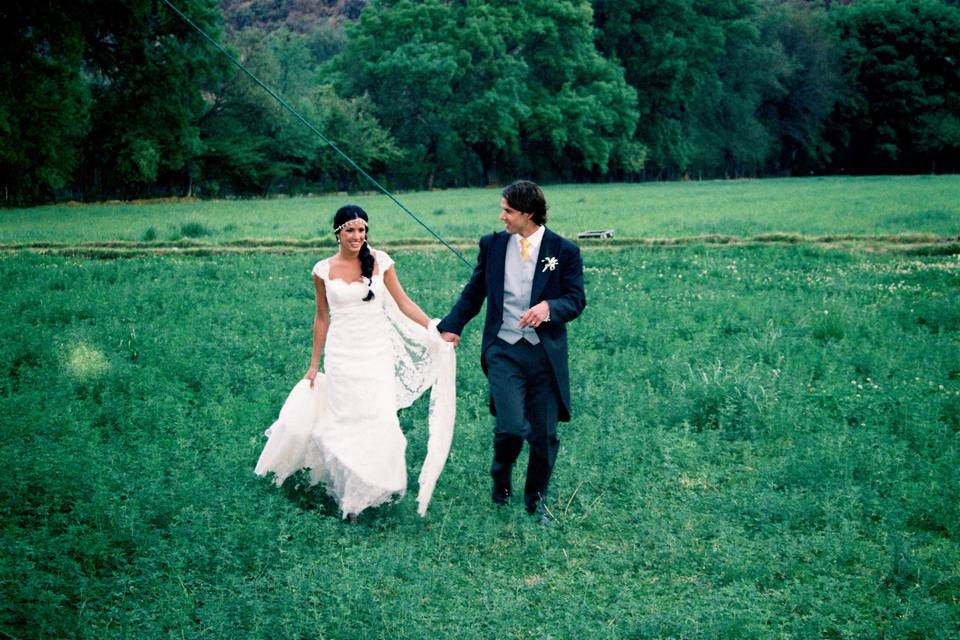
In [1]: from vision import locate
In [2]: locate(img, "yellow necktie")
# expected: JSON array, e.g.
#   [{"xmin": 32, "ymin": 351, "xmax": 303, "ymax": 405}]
[{"xmin": 520, "ymin": 237, "xmax": 530, "ymax": 262}]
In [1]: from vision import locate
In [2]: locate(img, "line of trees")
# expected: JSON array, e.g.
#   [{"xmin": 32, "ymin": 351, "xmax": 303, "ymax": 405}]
[{"xmin": 2, "ymin": 0, "xmax": 959, "ymax": 204}]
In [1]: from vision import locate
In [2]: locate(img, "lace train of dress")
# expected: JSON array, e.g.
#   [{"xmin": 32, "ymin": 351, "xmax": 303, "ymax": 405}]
[{"xmin": 254, "ymin": 250, "xmax": 455, "ymax": 517}]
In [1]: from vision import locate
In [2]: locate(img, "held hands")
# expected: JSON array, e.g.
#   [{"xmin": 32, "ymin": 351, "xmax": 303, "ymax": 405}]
[
  {"xmin": 440, "ymin": 331, "xmax": 461, "ymax": 347},
  {"xmin": 518, "ymin": 301, "xmax": 551, "ymax": 329}
]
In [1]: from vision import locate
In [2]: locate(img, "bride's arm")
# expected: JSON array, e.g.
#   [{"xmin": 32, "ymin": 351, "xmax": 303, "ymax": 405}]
[
  {"xmin": 383, "ymin": 266, "xmax": 430, "ymax": 328},
  {"xmin": 305, "ymin": 275, "xmax": 330, "ymax": 385}
]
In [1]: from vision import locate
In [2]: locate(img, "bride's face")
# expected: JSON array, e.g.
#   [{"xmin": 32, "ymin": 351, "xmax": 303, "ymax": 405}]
[{"xmin": 339, "ymin": 221, "xmax": 367, "ymax": 253}]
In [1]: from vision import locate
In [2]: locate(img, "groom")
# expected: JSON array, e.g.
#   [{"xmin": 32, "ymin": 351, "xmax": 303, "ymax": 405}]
[{"xmin": 439, "ymin": 180, "xmax": 586, "ymax": 518}]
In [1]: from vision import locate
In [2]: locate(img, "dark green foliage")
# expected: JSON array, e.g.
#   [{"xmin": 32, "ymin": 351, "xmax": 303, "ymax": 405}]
[
  {"xmin": 333, "ymin": 0, "xmax": 640, "ymax": 188},
  {"xmin": 593, "ymin": 0, "xmax": 762, "ymax": 178},
  {"xmin": 80, "ymin": 0, "xmax": 230, "ymax": 198},
  {"xmin": 756, "ymin": 0, "xmax": 843, "ymax": 174},
  {"xmin": 198, "ymin": 26, "xmax": 397, "ymax": 196},
  {"xmin": 0, "ymin": 1, "xmax": 91, "ymax": 204},
  {"xmin": 828, "ymin": 0, "xmax": 960, "ymax": 173},
  {"xmin": 0, "ymin": 0, "xmax": 229, "ymax": 203},
  {"xmin": 4, "ymin": 0, "xmax": 960, "ymax": 204},
  {"xmin": 1, "ymin": 244, "xmax": 958, "ymax": 637},
  {"xmin": 593, "ymin": 0, "xmax": 844, "ymax": 179}
]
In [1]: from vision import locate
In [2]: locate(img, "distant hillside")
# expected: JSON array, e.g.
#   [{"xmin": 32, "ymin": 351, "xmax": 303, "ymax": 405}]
[{"xmin": 219, "ymin": 0, "xmax": 366, "ymax": 33}]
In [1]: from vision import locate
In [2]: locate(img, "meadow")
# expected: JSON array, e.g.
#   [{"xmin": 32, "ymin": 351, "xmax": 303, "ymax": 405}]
[
  {"xmin": 1, "ymin": 175, "xmax": 959, "ymax": 245},
  {"xmin": 1, "ymin": 177, "xmax": 959, "ymax": 638}
]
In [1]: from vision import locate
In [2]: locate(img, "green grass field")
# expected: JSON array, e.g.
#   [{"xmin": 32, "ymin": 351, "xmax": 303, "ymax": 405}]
[
  {"xmin": 1, "ymin": 177, "xmax": 959, "ymax": 638},
  {"xmin": 2, "ymin": 175, "xmax": 959, "ymax": 245}
]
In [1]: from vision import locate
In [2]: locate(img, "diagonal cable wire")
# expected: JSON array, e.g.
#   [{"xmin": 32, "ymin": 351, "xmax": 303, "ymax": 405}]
[{"xmin": 161, "ymin": 0, "xmax": 473, "ymax": 268}]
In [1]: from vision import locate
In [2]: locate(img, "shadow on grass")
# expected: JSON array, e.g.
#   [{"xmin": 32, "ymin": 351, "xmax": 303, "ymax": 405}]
[
  {"xmin": 272, "ymin": 469, "xmax": 411, "ymax": 526},
  {"xmin": 274, "ymin": 470, "xmax": 341, "ymax": 518}
]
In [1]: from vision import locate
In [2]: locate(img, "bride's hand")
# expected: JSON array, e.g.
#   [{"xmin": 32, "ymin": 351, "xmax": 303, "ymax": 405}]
[
  {"xmin": 440, "ymin": 331, "xmax": 460, "ymax": 347},
  {"xmin": 304, "ymin": 365, "xmax": 319, "ymax": 387}
]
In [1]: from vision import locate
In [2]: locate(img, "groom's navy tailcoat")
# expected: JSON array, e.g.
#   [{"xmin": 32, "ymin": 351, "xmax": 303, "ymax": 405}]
[{"xmin": 438, "ymin": 228, "xmax": 586, "ymax": 422}]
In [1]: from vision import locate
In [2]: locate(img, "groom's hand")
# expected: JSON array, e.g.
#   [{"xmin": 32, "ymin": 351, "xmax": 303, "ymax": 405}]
[
  {"xmin": 440, "ymin": 331, "xmax": 461, "ymax": 347},
  {"xmin": 519, "ymin": 301, "xmax": 550, "ymax": 329}
]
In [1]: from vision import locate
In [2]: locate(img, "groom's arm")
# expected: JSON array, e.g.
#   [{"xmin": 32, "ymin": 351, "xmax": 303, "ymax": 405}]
[
  {"xmin": 544, "ymin": 241, "xmax": 586, "ymax": 324},
  {"xmin": 438, "ymin": 234, "xmax": 491, "ymax": 336}
]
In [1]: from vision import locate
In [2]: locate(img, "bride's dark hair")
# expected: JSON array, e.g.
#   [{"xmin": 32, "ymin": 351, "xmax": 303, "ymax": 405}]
[{"xmin": 333, "ymin": 204, "xmax": 375, "ymax": 302}]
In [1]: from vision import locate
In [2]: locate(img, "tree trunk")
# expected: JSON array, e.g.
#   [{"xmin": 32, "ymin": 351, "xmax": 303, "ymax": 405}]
[{"xmin": 476, "ymin": 145, "xmax": 499, "ymax": 186}]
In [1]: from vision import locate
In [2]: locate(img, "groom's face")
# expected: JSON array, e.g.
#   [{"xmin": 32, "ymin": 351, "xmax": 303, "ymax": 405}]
[{"xmin": 499, "ymin": 198, "xmax": 536, "ymax": 236}]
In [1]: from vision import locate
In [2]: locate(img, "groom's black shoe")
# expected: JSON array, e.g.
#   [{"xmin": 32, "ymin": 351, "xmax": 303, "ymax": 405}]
[
  {"xmin": 524, "ymin": 491, "xmax": 544, "ymax": 515},
  {"xmin": 492, "ymin": 483, "xmax": 511, "ymax": 506},
  {"xmin": 525, "ymin": 500, "xmax": 554, "ymax": 526}
]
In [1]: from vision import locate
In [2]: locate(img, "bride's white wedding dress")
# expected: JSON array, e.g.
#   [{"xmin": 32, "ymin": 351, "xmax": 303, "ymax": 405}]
[{"xmin": 255, "ymin": 250, "xmax": 455, "ymax": 517}]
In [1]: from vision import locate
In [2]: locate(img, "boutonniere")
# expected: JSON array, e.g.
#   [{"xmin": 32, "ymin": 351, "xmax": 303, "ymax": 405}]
[{"xmin": 541, "ymin": 256, "xmax": 559, "ymax": 272}]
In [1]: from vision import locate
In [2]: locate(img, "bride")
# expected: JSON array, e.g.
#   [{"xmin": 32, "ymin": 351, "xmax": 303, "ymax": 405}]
[{"xmin": 255, "ymin": 205, "xmax": 455, "ymax": 520}]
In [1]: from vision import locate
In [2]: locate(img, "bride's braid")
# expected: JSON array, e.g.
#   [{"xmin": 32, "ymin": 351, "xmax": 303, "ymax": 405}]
[
  {"xmin": 359, "ymin": 240, "xmax": 375, "ymax": 301},
  {"xmin": 333, "ymin": 204, "xmax": 375, "ymax": 302}
]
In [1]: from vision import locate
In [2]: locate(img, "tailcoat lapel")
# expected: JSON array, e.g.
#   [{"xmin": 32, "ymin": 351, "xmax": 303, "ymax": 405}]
[
  {"xmin": 490, "ymin": 232, "xmax": 508, "ymax": 314},
  {"xmin": 530, "ymin": 228, "xmax": 557, "ymax": 304}
]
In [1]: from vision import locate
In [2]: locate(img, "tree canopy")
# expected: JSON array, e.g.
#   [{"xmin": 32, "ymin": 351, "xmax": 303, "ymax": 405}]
[
  {"xmin": 334, "ymin": 0, "xmax": 639, "ymax": 189},
  {"xmin": 829, "ymin": 0, "xmax": 960, "ymax": 173},
  {"xmin": 3, "ymin": 0, "xmax": 959, "ymax": 204}
]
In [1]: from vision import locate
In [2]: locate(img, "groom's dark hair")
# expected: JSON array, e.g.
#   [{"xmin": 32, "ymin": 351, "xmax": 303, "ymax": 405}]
[{"xmin": 502, "ymin": 180, "xmax": 548, "ymax": 226}]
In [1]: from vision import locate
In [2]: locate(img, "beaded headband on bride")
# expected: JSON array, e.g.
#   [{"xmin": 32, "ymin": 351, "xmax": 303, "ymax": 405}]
[{"xmin": 333, "ymin": 219, "xmax": 368, "ymax": 234}]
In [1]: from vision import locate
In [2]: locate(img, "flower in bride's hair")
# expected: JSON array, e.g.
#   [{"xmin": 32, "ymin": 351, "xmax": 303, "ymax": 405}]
[{"xmin": 541, "ymin": 256, "xmax": 559, "ymax": 272}]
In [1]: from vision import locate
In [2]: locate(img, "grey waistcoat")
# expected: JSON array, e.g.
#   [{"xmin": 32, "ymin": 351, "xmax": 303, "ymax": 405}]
[{"xmin": 497, "ymin": 236, "xmax": 540, "ymax": 345}]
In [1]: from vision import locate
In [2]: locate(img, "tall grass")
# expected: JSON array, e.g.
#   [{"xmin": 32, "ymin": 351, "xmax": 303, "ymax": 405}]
[
  {"xmin": 2, "ymin": 175, "xmax": 959, "ymax": 244},
  {"xmin": 1, "ymin": 245, "xmax": 958, "ymax": 638}
]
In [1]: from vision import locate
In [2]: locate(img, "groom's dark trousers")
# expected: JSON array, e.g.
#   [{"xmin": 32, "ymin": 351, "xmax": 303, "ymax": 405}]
[{"xmin": 487, "ymin": 337, "xmax": 561, "ymax": 508}]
